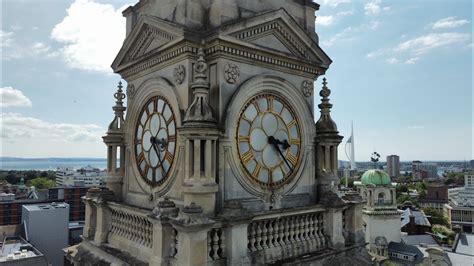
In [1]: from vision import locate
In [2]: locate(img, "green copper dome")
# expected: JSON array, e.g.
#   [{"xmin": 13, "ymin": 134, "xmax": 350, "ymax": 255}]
[{"xmin": 361, "ymin": 169, "xmax": 391, "ymax": 186}]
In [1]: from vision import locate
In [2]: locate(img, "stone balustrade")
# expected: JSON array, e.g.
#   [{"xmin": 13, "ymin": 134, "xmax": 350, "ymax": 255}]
[
  {"xmin": 107, "ymin": 202, "xmax": 154, "ymax": 257},
  {"xmin": 246, "ymin": 209, "xmax": 326, "ymax": 263},
  {"xmin": 207, "ymin": 227, "xmax": 226, "ymax": 262}
]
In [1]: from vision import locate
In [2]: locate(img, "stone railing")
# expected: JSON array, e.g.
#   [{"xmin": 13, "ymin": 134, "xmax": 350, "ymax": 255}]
[
  {"xmin": 247, "ymin": 209, "xmax": 326, "ymax": 263},
  {"xmin": 107, "ymin": 202, "xmax": 153, "ymax": 250},
  {"xmin": 207, "ymin": 226, "xmax": 226, "ymax": 262},
  {"xmin": 374, "ymin": 200, "xmax": 394, "ymax": 206}
]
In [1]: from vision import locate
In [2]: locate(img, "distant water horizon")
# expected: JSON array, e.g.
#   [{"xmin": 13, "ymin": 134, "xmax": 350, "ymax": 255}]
[{"xmin": 0, "ymin": 157, "xmax": 107, "ymax": 171}]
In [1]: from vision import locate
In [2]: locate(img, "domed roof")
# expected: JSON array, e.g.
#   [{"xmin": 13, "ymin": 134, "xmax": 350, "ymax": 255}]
[{"xmin": 361, "ymin": 169, "xmax": 391, "ymax": 186}]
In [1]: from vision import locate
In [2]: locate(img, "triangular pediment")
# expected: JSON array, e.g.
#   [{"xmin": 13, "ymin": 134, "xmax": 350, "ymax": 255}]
[
  {"xmin": 112, "ymin": 16, "xmax": 183, "ymax": 71},
  {"xmin": 220, "ymin": 9, "xmax": 331, "ymax": 66}
]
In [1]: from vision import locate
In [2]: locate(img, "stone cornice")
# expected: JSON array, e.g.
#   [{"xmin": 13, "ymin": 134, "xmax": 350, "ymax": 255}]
[{"xmin": 116, "ymin": 37, "xmax": 327, "ymax": 80}]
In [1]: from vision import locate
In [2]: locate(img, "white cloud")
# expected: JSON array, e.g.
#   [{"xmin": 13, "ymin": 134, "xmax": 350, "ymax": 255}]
[
  {"xmin": 51, "ymin": 0, "xmax": 129, "ymax": 73},
  {"xmin": 386, "ymin": 57, "xmax": 399, "ymax": 64},
  {"xmin": 1, "ymin": 112, "xmax": 104, "ymax": 143},
  {"xmin": 395, "ymin": 32, "xmax": 470, "ymax": 55},
  {"xmin": 0, "ymin": 87, "xmax": 32, "ymax": 108},
  {"xmin": 432, "ymin": 17, "xmax": 469, "ymax": 29},
  {"xmin": 2, "ymin": 41, "xmax": 57, "ymax": 60},
  {"xmin": 316, "ymin": 10, "xmax": 354, "ymax": 26},
  {"xmin": 320, "ymin": 0, "xmax": 351, "ymax": 7},
  {"xmin": 0, "ymin": 30, "xmax": 14, "ymax": 49},
  {"xmin": 364, "ymin": 0, "xmax": 390, "ymax": 15},
  {"xmin": 316, "ymin": 16, "xmax": 334, "ymax": 26},
  {"xmin": 405, "ymin": 57, "xmax": 419, "ymax": 64}
]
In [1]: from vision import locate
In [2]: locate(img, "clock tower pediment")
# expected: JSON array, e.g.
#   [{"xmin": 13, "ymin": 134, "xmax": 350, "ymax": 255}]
[
  {"xmin": 112, "ymin": 16, "xmax": 183, "ymax": 72},
  {"xmin": 219, "ymin": 9, "xmax": 331, "ymax": 68}
]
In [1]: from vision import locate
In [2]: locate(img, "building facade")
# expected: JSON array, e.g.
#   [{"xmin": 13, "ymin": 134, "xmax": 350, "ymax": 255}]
[
  {"xmin": 22, "ymin": 203, "xmax": 69, "ymax": 266},
  {"xmin": 412, "ymin": 161, "xmax": 438, "ymax": 180},
  {"xmin": 386, "ymin": 155, "xmax": 400, "ymax": 178},
  {"xmin": 418, "ymin": 185, "xmax": 448, "ymax": 212},
  {"xmin": 72, "ymin": 1, "xmax": 371, "ymax": 265},
  {"xmin": 444, "ymin": 175, "xmax": 474, "ymax": 233},
  {"xmin": 56, "ymin": 166, "xmax": 106, "ymax": 187}
]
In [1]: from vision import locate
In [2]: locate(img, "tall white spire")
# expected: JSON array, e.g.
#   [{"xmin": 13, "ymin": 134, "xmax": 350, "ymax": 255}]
[{"xmin": 345, "ymin": 121, "xmax": 356, "ymax": 170}]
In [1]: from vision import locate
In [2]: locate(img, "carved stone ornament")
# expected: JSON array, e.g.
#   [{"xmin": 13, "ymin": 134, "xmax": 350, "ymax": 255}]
[
  {"xmin": 126, "ymin": 84, "xmax": 136, "ymax": 100},
  {"xmin": 173, "ymin": 64, "xmax": 186, "ymax": 84},
  {"xmin": 301, "ymin": 80, "xmax": 314, "ymax": 97},
  {"xmin": 224, "ymin": 63, "xmax": 240, "ymax": 84}
]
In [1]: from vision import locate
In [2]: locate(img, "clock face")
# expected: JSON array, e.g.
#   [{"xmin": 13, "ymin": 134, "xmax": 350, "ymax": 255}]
[
  {"xmin": 134, "ymin": 96, "xmax": 176, "ymax": 186},
  {"xmin": 236, "ymin": 93, "xmax": 302, "ymax": 188}
]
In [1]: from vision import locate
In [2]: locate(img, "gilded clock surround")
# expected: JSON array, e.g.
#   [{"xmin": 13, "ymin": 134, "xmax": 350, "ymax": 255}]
[
  {"xmin": 134, "ymin": 95, "xmax": 177, "ymax": 187},
  {"xmin": 236, "ymin": 92, "xmax": 302, "ymax": 188}
]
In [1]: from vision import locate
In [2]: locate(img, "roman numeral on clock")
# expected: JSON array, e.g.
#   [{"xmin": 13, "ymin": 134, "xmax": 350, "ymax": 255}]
[
  {"xmin": 287, "ymin": 152, "xmax": 298, "ymax": 166},
  {"xmin": 241, "ymin": 151, "xmax": 255, "ymax": 165}
]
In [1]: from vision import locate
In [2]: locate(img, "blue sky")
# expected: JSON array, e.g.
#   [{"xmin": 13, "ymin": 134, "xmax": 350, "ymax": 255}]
[{"xmin": 1, "ymin": 0, "xmax": 472, "ymax": 161}]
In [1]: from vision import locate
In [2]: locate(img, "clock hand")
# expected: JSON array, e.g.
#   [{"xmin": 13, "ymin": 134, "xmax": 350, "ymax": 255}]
[
  {"xmin": 268, "ymin": 136, "xmax": 294, "ymax": 172},
  {"xmin": 151, "ymin": 136, "xmax": 167, "ymax": 176}
]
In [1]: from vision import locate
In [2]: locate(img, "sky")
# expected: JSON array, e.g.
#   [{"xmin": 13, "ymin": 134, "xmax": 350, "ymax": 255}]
[{"xmin": 0, "ymin": 0, "xmax": 472, "ymax": 161}]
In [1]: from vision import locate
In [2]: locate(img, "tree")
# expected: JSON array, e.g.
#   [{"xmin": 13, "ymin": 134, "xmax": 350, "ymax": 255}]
[
  {"xmin": 341, "ymin": 177, "xmax": 354, "ymax": 188},
  {"xmin": 26, "ymin": 178, "xmax": 56, "ymax": 189},
  {"xmin": 423, "ymin": 207, "xmax": 449, "ymax": 227}
]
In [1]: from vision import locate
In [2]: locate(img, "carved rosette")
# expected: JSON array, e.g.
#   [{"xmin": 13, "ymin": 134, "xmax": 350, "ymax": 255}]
[
  {"xmin": 126, "ymin": 84, "xmax": 136, "ymax": 100},
  {"xmin": 224, "ymin": 63, "xmax": 240, "ymax": 84},
  {"xmin": 173, "ymin": 65, "xmax": 186, "ymax": 84},
  {"xmin": 301, "ymin": 80, "xmax": 314, "ymax": 97}
]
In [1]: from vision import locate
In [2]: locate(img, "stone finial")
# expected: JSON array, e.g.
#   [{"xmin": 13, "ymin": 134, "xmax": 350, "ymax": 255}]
[
  {"xmin": 315, "ymin": 77, "xmax": 337, "ymax": 133},
  {"xmin": 151, "ymin": 197, "xmax": 178, "ymax": 219},
  {"xmin": 183, "ymin": 44, "xmax": 216, "ymax": 125},
  {"xmin": 107, "ymin": 81, "xmax": 127, "ymax": 133}
]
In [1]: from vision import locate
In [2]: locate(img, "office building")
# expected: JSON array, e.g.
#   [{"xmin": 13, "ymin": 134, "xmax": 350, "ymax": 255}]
[
  {"xmin": 0, "ymin": 236, "xmax": 48, "ymax": 265},
  {"xmin": 22, "ymin": 202, "xmax": 69, "ymax": 266},
  {"xmin": 56, "ymin": 166, "xmax": 106, "ymax": 187},
  {"xmin": 387, "ymin": 155, "xmax": 400, "ymax": 178},
  {"xmin": 412, "ymin": 161, "xmax": 438, "ymax": 179},
  {"xmin": 444, "ymin": 175, "xmax": 474, "ymax": 233}
]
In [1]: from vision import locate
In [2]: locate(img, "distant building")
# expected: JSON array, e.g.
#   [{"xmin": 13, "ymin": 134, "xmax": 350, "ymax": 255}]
[
  {"xmin": 48, "ymin": 186, "xmax": 89, "ymax": 221},
  {"xmin": 418, "ymin": 185, "xmax": 448, "ymax": 212},
  {"xmin": 22, "ymin": 202, "xmax": 69, "ymax": 266},
  {"xmin": 444, "ymin": 175, "xmax": 474, "ymax": 233},
  {"xmin": 470, "ymin": 160, "xmax": 474, "ymax": 170},
  {"xmin": 0, "ymin": 236, "xmax": 48, "ymax": 265},
  {"xmin": 56, "ymin": 166, "xmax": 106, "ymax": 187},
  {"xmin": 412, "ymin": 161, "xmax": 438, "ymax": 180},
  {"xmin": 400, "ymin": 206, "xmax": 432, "ymax": 235},
  {"xmin": 387, "ymin": 155, "xmax": 400, "ymax": 178}
]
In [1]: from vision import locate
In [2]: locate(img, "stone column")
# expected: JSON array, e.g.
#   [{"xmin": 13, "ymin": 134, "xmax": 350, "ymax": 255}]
[
  {"xmin": 171, "ymin": 203, "xmax": 215, "ymax": 266},
  {"xmin": 219, "ymin": 201, "xmax": 252, "ymax": 265},
  {"xmin": 82, "ymin": 187, "xmax": 100, "ymax": 239},
  {"xmin": 149, "ymin": 198, "xmax": 179, "ymax": 266},
  {"xmin": 94, "ymin": 202, "xmax": 110, "ymax": 244},
  {"xmin": 325, "ymin": 207, "xmax": 345, "ymax": 248}
]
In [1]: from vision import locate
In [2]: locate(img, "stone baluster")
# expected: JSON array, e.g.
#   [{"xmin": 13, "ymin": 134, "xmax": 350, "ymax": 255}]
[
  {"xmin": 267, "ymin": 221, "xmax": 275, "ymax": 248},
  {"xmin": 262, "ymin": 221, "xmax": 269, "ymax": 249},
  {"xmin": 220, "ymin": 229, "xmax": 225, "ymax": 258},
  {"xmin": 249, "ymin": 223, "xmax": 257, "ymax": 252},
  {"xmin": 170, "ymin": 228, "xmax": 177, "ymax": 258},
  {"xmin": 318, "ymin": 213, "xmax": 326, "ymax": 248},
  {"xmin": 256, "ymin": 222, "xmax": 263, "ymax": 250},
  {"xmin": 273, "ymin": 220, "xmax": 279, "ymax": 247},
  {"xmin": 289, "ymin": 217, "xmax": 295, "ymax": 243},
  {"xmin": 279, "ymin": 219, "xmax": 285, "ymax": 246},
  {"xmin": 212, "ymin": 230, "xmax": 220, "ymax": 260},
  {"xmin": 284, "ymin": 218, "xmax": 291, "ymax": 245}
]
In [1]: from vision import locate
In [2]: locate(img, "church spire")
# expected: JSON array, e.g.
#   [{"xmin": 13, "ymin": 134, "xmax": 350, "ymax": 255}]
[{"xmin": 183, "ymin": 44, "xmax": 216, "ymax": 125}]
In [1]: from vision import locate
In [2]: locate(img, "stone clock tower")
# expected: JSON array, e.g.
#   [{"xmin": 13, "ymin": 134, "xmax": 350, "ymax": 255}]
[{"xmin": 73, "ymin": 1, "xmax": 370, "ymax": 265}]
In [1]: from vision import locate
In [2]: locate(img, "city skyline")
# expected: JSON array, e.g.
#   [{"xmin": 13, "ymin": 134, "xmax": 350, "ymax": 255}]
[{"xmin": 1, "ymin": 0, "xmax": 472, "ymax": 160}]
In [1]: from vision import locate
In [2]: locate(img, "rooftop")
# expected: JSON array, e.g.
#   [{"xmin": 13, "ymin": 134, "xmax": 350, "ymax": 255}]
[
  {"xmin": 454, "ymin": 233, "xmax": 474, "ymax": 256},
  {"xmin": 22, "ymin": 202, "xmax": 69, "ymax": 212},
  {"xmin": 401, "ymin": 208, "xmax": 431, "ymax": 228},
  {"xmin": 401, "ymin": 234, "xmax": 438, "ymax": 246},
  {"xmin": 0, "ymin": 236, "xmax": 47, "ymax": 265}
]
